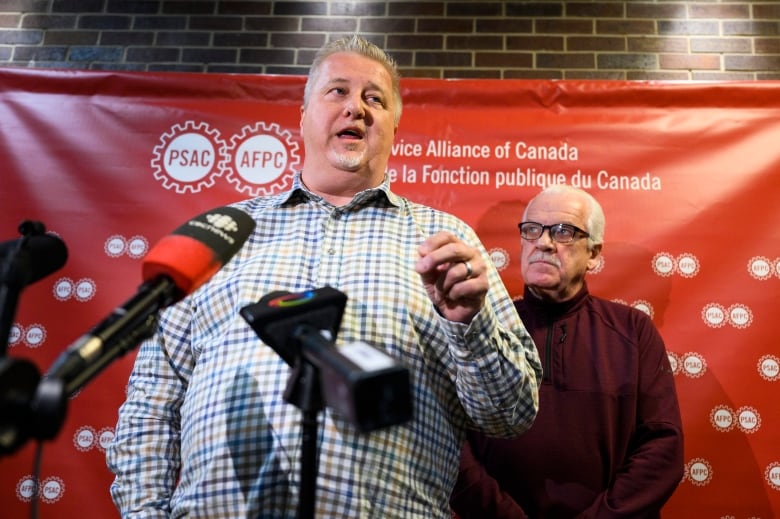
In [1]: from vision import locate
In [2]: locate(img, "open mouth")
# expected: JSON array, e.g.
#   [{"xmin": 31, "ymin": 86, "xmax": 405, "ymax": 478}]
[{"xmin": 338, "ymin": 128, "xmax": 364, "ymax": 140}]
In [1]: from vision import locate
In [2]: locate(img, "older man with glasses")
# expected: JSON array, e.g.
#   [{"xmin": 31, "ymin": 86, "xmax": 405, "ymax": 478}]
[{"xmin": 451, "ymin": 183, "xmax": 684, "ymax": 519}]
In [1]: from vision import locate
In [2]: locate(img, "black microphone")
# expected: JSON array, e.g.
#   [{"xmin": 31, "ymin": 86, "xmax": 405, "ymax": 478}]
[
  {"xmin": 1, "ymin": 221, "xmax": 68, "ymax": 352},
  {"xmin": 42, "ymin": 205, "xmax": 255, "ymax": 399},
  {"xmin": 240, "ymin": 287, "xmax": 413, "ymax": 433},
  {"xmin": 0, "ymin": 231, "xmax": 68, "ymax": 287}
]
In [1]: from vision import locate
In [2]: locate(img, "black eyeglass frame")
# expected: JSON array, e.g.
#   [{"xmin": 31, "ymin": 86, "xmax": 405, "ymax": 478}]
[{"xmin": 518, "ymin": 221, "xmax": 590, "ymax": 244}]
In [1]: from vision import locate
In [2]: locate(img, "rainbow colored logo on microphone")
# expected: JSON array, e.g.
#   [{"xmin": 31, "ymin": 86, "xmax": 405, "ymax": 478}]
[{"xmin": 268, "ymin": 290, "xmax": 316, "ymax": 307}]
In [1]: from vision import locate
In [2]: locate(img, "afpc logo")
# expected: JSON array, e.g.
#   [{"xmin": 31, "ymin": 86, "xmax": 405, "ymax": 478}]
[
  {"xmin": 709, "ymin": 405, "xmax": 736, "ymax": 432},
  {"xmin": 487, "ymin": 247, "xmax": 509, "ymax": 272},
  {"xmin": 152, "ymin": 120, "xmax": 227, "ymax": 194},
  {"xmin": 98, "ymin": 427, "xmax": 115, "ymax": 452},
  {"xmin": 747, "ymin": 256, "xmax": 774, "ymax": 280},
  {"xmin": 685, "ymin": 458, "xmax": 713, "ymax": 487},
  {"xmin": 766, "ymin": 461, "xmax": 780, "ymax": 491},
  {"xmin": 225, "ymin": 121, "xmax": 300, "ymax": 196}
]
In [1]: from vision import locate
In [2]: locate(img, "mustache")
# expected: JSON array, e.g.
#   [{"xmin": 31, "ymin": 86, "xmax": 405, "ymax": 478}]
[{"xmin": 528, "ymin": 253, "xmax": 561, "ymax": 267}]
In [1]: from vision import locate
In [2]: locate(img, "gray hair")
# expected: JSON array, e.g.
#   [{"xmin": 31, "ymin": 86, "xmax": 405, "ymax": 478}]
[
  {"xmin": 524, "ymin": 184, "xmax": 605, "ymax": 250},
  {"xmin": 303, "ymin": 34, "xmax": 403, "ymax": 126}
]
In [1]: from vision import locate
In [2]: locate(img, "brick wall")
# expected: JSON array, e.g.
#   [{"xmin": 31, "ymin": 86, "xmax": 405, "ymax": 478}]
[{"xmin": 1, "ymin": 1, "xmax": 779, "ymax": 80}]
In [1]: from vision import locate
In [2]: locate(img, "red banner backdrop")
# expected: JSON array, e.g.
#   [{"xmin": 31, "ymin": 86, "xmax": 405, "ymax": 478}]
[{"xmin": 1, "ymin": 69, "xmax": 778, "ymax": 518}]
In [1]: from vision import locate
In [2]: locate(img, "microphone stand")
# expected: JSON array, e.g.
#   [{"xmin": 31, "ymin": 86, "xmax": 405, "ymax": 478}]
[{"xmin": 282, "ymin": 347, "xmax": 324, "ymax": 519}]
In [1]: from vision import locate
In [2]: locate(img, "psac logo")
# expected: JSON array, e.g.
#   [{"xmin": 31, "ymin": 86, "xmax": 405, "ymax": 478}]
[
  {"xmin": 151, "ymin": 120, "xmax": 301, "ymax": 196},
  {"xmin": 758, "ymin": 354, "xmax": 780, "ymax": 382},
  {"xmin": 679, "ymin": 351, "xmax": 706, "ymax": 379}
]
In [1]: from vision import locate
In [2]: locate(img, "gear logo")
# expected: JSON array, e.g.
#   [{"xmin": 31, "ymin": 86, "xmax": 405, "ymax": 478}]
[
  {"xmin": 74, "ymin": 426, "xmax": 98, "ymax": 452},
  {"xmin": 225, "ymin": 121, "xmax": 300, "ymax": 196},
  {"xmin": 701, "ymin": 303, "xmax": 728, "ymax": 328},
  {"xmin": 152, "ymin": 120, "xmax": 227, "ymax": 194},
  {"xmin": 652, "ymin": 252, "xmax": 675, "ymax": 277},
  {"xmin": 709, "ymin": 405, "xmax": 736, "ymax": 432},
  {"xmin": 8, "ymin": 324, "xmax": 22, "ymax": 346},
  {"xmin": 766, "ymin": 462, "xmax": 780, "ymax": 491},
  {"xmin": 487, "ymin": 247, "xmax": 509, "ymax": 271},
  {"xmin": 727, "ymin": 303, "xmax": 753, "ymax": 329},
  {"xmin": 676, "ymin": 253, "xmax": 700, "ymax": 278},
  {"xmin": 98, "ymin": 427, "xmax": 115, "ymax": 452},
  {"xmin": 736, "ymin": 405, "xmax": 761, "ymax": 434},
  {"xmin": 24, "ymin": 324, "xmax": 46, "ymax": 348},
  {"xmin": 758, "ymin": 354, "xmax": 779, "ymax": 382},
  {"xmin": 681, "ymin": 351, "xmax": 706, "ymax": 379},
  {"xmin": 105, "ymin": 235, "xmax": 126, "ymax": 257},
  {"xmin": 685, "ymin": 458, "xmax": 713, "ymax": 486},
  {"xmin": 15, "ymin": 475, "xmax": 37, "ymax": 502},
  {"xmin": 39, "ymin": 476, "xmax": 65, "ymax": 504},
  {"xmin": 748, "ymin": 256, "xmax": 772, "ymax": 280}
]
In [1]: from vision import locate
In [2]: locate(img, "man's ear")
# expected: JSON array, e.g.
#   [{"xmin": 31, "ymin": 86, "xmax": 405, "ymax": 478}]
[{"xmin": 586, "ymin": 243, "xmax": 603, "ymax": 271}]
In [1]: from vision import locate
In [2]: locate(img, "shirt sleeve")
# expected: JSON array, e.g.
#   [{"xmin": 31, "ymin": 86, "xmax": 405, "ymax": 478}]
[
  {"xmin": 580, "ymin": 313, "xmax": 685, "ymax": 518},
  {"xmin": 106, "ymin": 304, "xmax": 192, "ymax": 517},
  {"xmin": 437, "ymin": 232, "xmax": 542, "ymax": 438}
]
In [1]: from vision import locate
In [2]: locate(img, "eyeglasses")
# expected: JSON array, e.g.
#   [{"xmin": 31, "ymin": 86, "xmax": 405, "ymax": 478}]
[{"xmin": 518, "ymin": 221, "xmax": 590, "ymax": 244}]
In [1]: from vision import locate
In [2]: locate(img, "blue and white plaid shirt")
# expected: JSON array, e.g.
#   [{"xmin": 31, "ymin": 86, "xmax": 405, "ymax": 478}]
[{"xmin": 107, "ymin": 172, "xmax": 541, "ymax": 518}]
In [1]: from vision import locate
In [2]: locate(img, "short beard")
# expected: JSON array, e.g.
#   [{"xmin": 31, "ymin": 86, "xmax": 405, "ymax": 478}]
[{"xmin": 332, "ymin": 149, "xmax": 365, "ymax": 171}]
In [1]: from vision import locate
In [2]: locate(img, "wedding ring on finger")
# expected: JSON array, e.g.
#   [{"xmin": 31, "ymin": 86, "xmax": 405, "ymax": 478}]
[{"xmin": 462, "ymin": 260, "xmax": 474, "ymax": 280}]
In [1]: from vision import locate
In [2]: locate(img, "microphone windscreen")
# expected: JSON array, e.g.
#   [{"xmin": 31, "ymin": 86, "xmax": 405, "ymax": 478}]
[{"xmin": 141, "ymin": 206, "xmax": 255, "ymax": 297}]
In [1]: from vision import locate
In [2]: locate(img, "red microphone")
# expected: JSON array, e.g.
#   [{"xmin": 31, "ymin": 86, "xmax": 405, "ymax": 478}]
[{"xmin": 43, "ymin": 205, "xmax": 255, "ymax": 397}]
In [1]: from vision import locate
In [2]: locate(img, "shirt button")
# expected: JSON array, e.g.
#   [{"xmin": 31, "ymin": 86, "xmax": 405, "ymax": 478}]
[{"xmin": 327, "ymin": 248, "xmax": 336, "ymax": 255}]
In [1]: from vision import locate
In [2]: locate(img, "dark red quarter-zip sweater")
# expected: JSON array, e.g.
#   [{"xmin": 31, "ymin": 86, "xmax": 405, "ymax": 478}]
[{"xmin": 451, "ymin": 284, "xmax": 684, "ymax": 519}]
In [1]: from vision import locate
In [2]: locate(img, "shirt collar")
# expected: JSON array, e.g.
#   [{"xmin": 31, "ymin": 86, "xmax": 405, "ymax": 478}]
[{"xmin": 276, "ymin": 171, "xmax": 404, "ymax": 210}]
